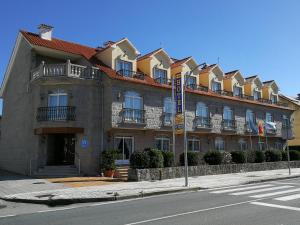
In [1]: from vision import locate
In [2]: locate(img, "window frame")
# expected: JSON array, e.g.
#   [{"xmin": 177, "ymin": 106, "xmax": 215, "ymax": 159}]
[
  {"xmin": 215, "ymin": 137, "xmax": 225, "ymax": 151},
  {"xmin": 188, "ymin": 137, "xmax": 201, "ymax": 151},
  {"xmin": 155, "ymin": 137, "xmax": 170, "ymax": 152},
  {"xmin": 153, "ymin": 67, "xmax": 168, "ymax": 84}
]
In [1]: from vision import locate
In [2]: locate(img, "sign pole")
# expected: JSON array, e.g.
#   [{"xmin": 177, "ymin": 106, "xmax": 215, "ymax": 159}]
[
  {"xmin": 287, "ymin": 119, "xmax": 291, "ymax": 175},
  {"xmin": 183, "ymin": 74, "xmax": 188, "ymax": 187},
  {"xmin": 172, "ymin": 77, "xmax": 176, "ymax": 163}
]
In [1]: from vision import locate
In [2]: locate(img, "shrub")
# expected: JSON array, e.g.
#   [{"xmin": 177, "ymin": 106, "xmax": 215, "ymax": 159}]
[
  {"xmin": 180, "ymin": 151, "xmax": 199, "ymax": 166},
  {"xmin": 289, "ymin": 150, "xmax": 300, "ymax": 161},
  {"xmin": 162, "ymin": 151, "xmax": 174, "ymax": 167},
  {"xmin": 265, "ymin": 150, "xmax": 282, "ymax": 162},
  {"xmin": 254, "ymin": 150, "xmax": 266, "ymax": 163},
  {"xmin": 101, "ymin": 149, "xmax": 117, "ymax": 171},
  {"xmin": 231, "ymin": 151, "xmax": 246, "ymax": 164},
  {"xmin": 203, "ymin": 151, "xmax": 223, "ymax": 165},
  {"xmin": 246, "ymin": 151, "xmax": 256, "ymax": 163},
  {"xmin": 281, "ymin": 150, "xmax": 288, "ymax": 161},
  {"xmin": 222, "ymin": 152, "xmax": 232, "ymax": 164},
  {"xmin": 147, "ymin": 148, "xmax": 164, "ymax": 168},
  {"xmin": 130, "ymin": 151, "xmax": 150, "ymax": 169}
]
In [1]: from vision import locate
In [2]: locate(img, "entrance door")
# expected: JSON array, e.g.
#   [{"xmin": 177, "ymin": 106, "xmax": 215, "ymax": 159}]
[
  {"xmin": 47, "ymin": 134, "xmax": 75, "ymax": 165},
  {"xmin": 114, "ymin": 137, "xmax": 134, "ymax": 165}
]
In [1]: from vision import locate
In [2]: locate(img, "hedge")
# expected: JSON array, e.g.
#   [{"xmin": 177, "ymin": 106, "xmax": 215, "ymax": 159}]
[
  {"xmin": 265, "ymin": 150, "xmax": 282, "ymax": 162},
  {"xmin": 203, "ymin": 151, "xmax": 223, "ymax": 165},
  {"xmin": 231, "ymin": 151, "xmax": 246, "ymax": 164},
  {"xmin": 146, "ymin": 148, "xmax": 164, "ymax": 168},
  {"xmin": 289, "ymin": 150, "xmax": 300, "ymax": 161},
  {"xmin": 180, "ymin": 151, "xmax": 199, "ymax": 166},
  {"xmin": 254, "ymin": 150, "xmax": 266, "ymax": 163},
  {"xmin": 162, "ymin": 151, "xmax": 175, "ymax": 167},
  {"xmin": 130, "ymin": 151, "xmax": 150, "ymax": 169}
]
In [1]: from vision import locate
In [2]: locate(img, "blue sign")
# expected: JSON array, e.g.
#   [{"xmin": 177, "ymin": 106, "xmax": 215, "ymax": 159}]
[{"xmin": 81, "ymin": 138, "xmax": 88, "ymax": 149}]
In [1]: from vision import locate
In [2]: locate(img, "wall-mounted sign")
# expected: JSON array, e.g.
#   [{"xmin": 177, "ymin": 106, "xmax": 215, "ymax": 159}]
[
  {"xmin": 174, "ymin": 73, "xmax": 184, "ymax": 134},
  {"xmin": 81, "ymin": 138, "xmax": 89, "ymax": 149}
]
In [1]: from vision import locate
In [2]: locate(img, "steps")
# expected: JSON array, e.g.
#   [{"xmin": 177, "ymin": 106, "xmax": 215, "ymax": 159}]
[
  {"xmin": 34, "ymin": 165, "xmax": 80, "ymax": 178},
  {"xmin": 114, "ymin": 166, "xmax": 129, "ymax": 180}
]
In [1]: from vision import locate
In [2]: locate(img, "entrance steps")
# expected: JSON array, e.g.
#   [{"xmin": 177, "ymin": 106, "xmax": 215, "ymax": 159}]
[
  {"xmin": 114, "ymin": 166, "xmax": 129, "ymax": 180},
  {"xmin": 34, "ymin": 165, "xmax": 80, "ymax": 178}
]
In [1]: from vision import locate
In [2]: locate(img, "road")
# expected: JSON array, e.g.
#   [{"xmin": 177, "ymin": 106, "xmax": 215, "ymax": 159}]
[{"xmin": 0, "ymin": 177, "xmax": 300, "ymax": 225}]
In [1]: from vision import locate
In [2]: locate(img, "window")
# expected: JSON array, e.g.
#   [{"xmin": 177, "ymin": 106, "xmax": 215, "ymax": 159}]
[
  {"xmin": 188, "ymin": 138, "xmax": 200, "ymax": 151},
  {"xmin": 271, "ymin": 94, "xmax": 278, "ymax": 104},
  {"xmin": 196, "ymin": 102, "xmax": 209, "ymax": 127},
  {"xmin": 153, "ymin": 68, "xmax": 167, "ymax": 84},
  {"xmin": 114, "ymin": 136, "xmax": 134, "ymax": 161},
  {"xmin": 246, "ymin": 109, "xmax": 255, "ymax": 124},
  {"xmin": 238, "ymin": 138, "xmax": 247, "ymax": 151},
  {"xmin": 185, "ymin": 75, "xmax": 196, "ymax": 89},
  {"xmin": 48, "ymin": 90, "xmax": 68, "ymax": 107},
  {"xmin": 274, "ymin": 142, "xmax": 283, "ymax": 150},
  {"xmin": 155, "ymin": 137, "xmax": 170, "ymax": 151},
  {"xmin": 266, "ymin": 112, "xmax": 273, "ymax": 122},
  {"xmin": 253, "ymin": 90, "xmax": 261, "ymax": 101},
  {"xmin": 215, "ymin": 137, "xmax": 225, "ymax": 151},
  {"xmin": 233, "ymin": 86, "xmax": 243, "ymax": 97},
  {"xmin": 211, "ymin": 81, "xmax": 221, "ymax": 92},
  {"xmin": 123, "ymin": 91, "xmax": 143, "ymax": 123},
  {"xmin": 223, "ymin": 106, "xmax": 234, "ymax": 128},
  {"xmin": 282, "ymin": 115, "xmax": 290, "ymax": 128},
  {"xmin": 163, "ymin": 97, "xmax": 173, "ymax": 125},
  {"xmin": 116, "ymin": 59, "xmax": 133, "ymax": 77}
]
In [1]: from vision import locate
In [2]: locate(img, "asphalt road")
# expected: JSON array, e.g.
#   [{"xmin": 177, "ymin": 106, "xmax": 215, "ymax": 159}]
[{"xmin": 0, "ymin": 177, "xmax": 300, "ymax": 225}]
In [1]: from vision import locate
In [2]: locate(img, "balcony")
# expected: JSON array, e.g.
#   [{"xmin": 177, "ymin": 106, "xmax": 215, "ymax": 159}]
[
  {"xmin": 222, "ymin": 119, "xmax": 236, "ymax": 131},
  {"xmin": 195, "ymin": 116, "xmax": 212, "ymax": 129},
  {"xmin": 31, "ymin": 61, "xmax": 101, "ymax": 80},
  {"xmin": 117, "ymin": 69, "xmax": 145, "ymax": 80},
  {"xmin": 162, "ymin": 112, "xmax": 173, "ymax": 126},
  {"xmin": 154, "ymin": 77, "xmax": 172, "ymax": 85},
  {"xmin": 122, "ymin": 108, "xmax": 145, "ymax": 124},
  {"xmin": 37, "ymin": 106, "xmax": 76, "ymax": 121},
  {"xmin": 243, "ymin": 95, "xmax": 254, "ymax": 100},
  {"xmin": 258, "ymin": 98, "xmax": 272, "ymax": 104}
]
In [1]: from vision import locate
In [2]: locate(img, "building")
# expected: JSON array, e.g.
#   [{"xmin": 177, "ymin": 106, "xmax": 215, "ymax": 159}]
[
  {"xmin": 0, "ymin": 25, "xmax": 294, "ymax": 176},
  {"xmin": 279, "ymin": 94, "xmax": 300, "ymax": 150}
]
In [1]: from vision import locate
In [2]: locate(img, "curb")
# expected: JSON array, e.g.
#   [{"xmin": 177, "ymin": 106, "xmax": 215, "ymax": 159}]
[
  {"xmin": 1, "ymin": 175, "xmax": 299, "ymax": 206},
  {"xmin": 0, "ymin": 200, "xmax": 7, "ymax": 209}
]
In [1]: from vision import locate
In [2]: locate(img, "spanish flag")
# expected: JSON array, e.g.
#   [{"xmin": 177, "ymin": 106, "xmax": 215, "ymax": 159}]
[{"xmin": 258, "ymin": 121, "xmax": 264, "ymax": 136}]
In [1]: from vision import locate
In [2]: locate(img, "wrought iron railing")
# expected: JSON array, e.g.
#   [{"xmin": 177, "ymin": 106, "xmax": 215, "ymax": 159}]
[
  {"xmin": 162, "ymin": 112, "xmax": 173, "ymax": 126},
  {"xmin": 154, "ymin": 77, "xmax": 171, "ymax": 85},
  {"xmin": 195, "ymin": 116, "xmax": 212, "ymax": 128},
  {"xmin": 117, "ymin": 69, "xmax": 145, "ymax": 80},
  {"xmin": 37, "ymin": 106, "xmax": 76, "ymax": 121},
  {"xmin": 222, "ymin": 119, "xmax": 236, "ymax": 131},
  {"xmin": 122, "ymin": 108, "xmax": 145, "ymax": 124}
]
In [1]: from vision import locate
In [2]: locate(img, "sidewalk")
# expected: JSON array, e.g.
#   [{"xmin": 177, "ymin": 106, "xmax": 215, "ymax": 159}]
[{"xmin": 1, "ymin": 168, "xmax": 300, "ymax": 205}]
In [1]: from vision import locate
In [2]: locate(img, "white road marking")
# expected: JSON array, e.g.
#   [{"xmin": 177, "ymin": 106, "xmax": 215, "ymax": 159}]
[
  {"xmin": 230, "ymin": 186, "xmax": 293, "ymax": 196},
  {"xmin": 274, "ymin": 193, "xmax": 300, "ymax": 201},
  {"xmin": 210, "ymin": 184, "xmax": 274, "ymax": 194},
  {"xmin": 124, "ymin": 198, "xmax": 266, "ymax": 225},
  {"xmin": 0, "ymin": 214, "xmax": 16, "ymax": 219},
  {"xmin": 250, "ymin": 188, "xmax": 300, "ymax": 198},
  {"xmin": 251, "ymin": 201, "xmax": 300, "ymax": 212}
]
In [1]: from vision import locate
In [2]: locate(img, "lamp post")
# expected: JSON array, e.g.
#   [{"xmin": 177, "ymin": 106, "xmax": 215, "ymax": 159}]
[{"xmin": 286, "ymin": 117, "xmax": 292, "ymax": 175}]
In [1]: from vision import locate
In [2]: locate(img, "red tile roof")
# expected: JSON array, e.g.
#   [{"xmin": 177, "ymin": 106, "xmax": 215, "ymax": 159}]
[
  {"xmin": 21, "ymin": 30, "xmax": 290, "ymax": 111},
  {"xmin": 137, "ymin": 48, "xmax": 162, "ymax": 61},
  {"xmin": 199, "ymin": 64, "xmax": 217, "ymax": 74}
]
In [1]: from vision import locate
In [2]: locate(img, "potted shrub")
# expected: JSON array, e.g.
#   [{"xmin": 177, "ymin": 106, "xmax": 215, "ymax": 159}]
[{"xmin": 101, "ymin": 150, "xmax": 117, "ymax": 177}]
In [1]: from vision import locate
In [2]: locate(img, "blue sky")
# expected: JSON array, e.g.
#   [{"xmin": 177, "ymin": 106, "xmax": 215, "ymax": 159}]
[{"xmin": 1, "ymin": 0, "xmax": 300, "ymax": 114}]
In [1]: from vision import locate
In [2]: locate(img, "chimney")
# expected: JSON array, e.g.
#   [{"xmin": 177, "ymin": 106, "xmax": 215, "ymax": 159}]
[
  {"xmin": 297, "ymin": 93, "xmax": 300, "ymax": 100},
  {"xmin": 38, "ymin": 24, "xmax": 53, "ymax": 41}
]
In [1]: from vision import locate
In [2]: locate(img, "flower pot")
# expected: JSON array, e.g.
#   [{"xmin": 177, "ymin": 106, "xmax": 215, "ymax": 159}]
[{"xmin": 104, "ymin": 169, "xmax": 115, "ymax": 178}]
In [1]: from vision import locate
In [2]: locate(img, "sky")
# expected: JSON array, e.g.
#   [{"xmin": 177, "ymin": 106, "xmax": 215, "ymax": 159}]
[{"xmin": 1, "ymin": 0, "xmax": 300, "ymax": 114}]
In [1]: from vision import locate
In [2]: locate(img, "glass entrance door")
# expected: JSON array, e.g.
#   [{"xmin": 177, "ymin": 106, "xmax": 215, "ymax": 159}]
[{"xmin": 114, "ymin": 137, "xmax": 134, "ymax": 165}]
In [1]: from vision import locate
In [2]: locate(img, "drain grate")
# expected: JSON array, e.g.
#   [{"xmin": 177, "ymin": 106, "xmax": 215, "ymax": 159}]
[{"xmin": 32, "ymin": 182, "xmax": 46, "ymax": 185}]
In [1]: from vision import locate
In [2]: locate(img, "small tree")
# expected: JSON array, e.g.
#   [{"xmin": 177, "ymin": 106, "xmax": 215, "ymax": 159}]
[
  {"xmin": 130, "ymin": 151, "xmax": 150, "ymax": 169},
  {"xmin": 162, "ymin": 151, "xmax": 175, "ymax": 167},
  {"xmin": 146, "ymin": 148, "xmax": 164, "ymax": 168},
  {"xmin": 180, "ymin": 151, "xmax": 199, "ymax": 166},
  {"xmin": 101, "ymin": 149, "xmax": 117, "ymax": 171},
  {"xmin": 231, "ymin": 151, "xmax": 246, "ymax": 164}
]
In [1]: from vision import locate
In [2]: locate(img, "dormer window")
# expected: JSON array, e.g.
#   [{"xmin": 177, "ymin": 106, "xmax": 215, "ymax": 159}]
[
  {"xmin": 233, "ymin": 86, "xmax": 243, "ymax": 97},
  {"xmin": 253, "ymin": 90, "xmax": 261, "ymax": 100},
  {"xmin": 212, "ymin": 81, "xmax": 221, "ymax": 93},
  {"xmin": 153, "ymin": 68, "xmax": 168, "ymax": 84},
  {"xmin": 271, "ymin": 94, "xmax": 278, "ymax": 104},
  {"xmin": 185, "ymin": 75, "xmax": 196, "ymax": 89},
  {"xmin": 116, "ymin": 59, "xmax": 133, "ymax": 77}
]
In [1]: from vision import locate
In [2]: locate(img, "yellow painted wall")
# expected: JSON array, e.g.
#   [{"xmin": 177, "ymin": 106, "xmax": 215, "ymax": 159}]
[
  {"xmin": 244, "ymin": 83, "xmax": 253, "ymax": 96},
  {"xmin": 199, "ymin": 72, "xmax": 209, "ymax": 87},
  {"xmin": 137, "ymin": 58, "xmax": 151, "ymax": 75},
  {"xmin": 223, "ymin": 79, "xmax": 232, "ymax": 92},
  {"xmin": 262, "ymin": 86, "xmax": 270, "ymax": 99},
  {"xmin": 150, "ymin": 53, "xmax": 171, "ymax": 79},
  {"xmin": 171, "ymin": 66, "xmax": 183, "ymax": 77}
]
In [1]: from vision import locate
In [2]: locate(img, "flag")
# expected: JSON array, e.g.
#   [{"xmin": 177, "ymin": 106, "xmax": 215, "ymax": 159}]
[
  {"xmin": 265, "ymin": 121, "xmax": 277, "ymax": 134},
  {"xmin": 258, "ymin": 121, "xmax": 264, "ymax": 136}
]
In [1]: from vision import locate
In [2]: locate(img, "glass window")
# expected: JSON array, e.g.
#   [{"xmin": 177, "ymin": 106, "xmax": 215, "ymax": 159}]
[
  {"xmin": 246, "ymin": 109, "xmax": 255, "ymax": 124},
  {"xmin": 253, "ymin": 90, "xmax": 261, "ymax": 101},
  {"xmin": 153, "ymin": 68, "xmax": 167, "ymax": 84},
  {"xmin": 155, "ymin": 137, "xmax": 170, "ymax": 151},
  {"xmin": 48, "ymin": 90, "xmax": 68, "ymax": 107},
  {"xmin": 124, "ymin": 91, "xmax": 143, "ymax": 123},
  {"xmin": 266, "ymin": 112, "xmax": 273, "ymax": 122},
  {"xmin": 282, "ymin": 115, "xmax": 290, "ymax": 128},
  {"xmin": 238, "ymin": 138, "xmax": 247, "ymax": 151},
  {"xmin": 196, "ymin": 102, "xmax": 208, "ymax": 118},
  {"xmin": 233, "ymin": 86, "xmax": 242, "ymax": 97},
  {"xmin": 215, "ymin": 137, "xmax": 225, "ymax": 151},
  {"xmin": 116, "ymin": 59, "xmax": 133, "ymax": 77},
  {"xmin": 185, "ymin": 75, "xmax": 196, "ymax": 89},
  {"xmin": 271, "ymin": 94, "xmax": 278, "ymax": 104},
  {"xmin": 114, "ymin": 136, "xmax": 134, "ymax": 161},
  {"xmin": 223, "ymin": 106, "xmax": 233, "ymax": 120},
  {"xmin": 188, "ymin": 138, "xmax": 200, "ymax": 151},
  {"xmin": 212, "ymin": 81, "xmax": 221, "ymax": 92},
  {"xmin": 163, "ymin": 97, "xmax": 173, "ymax": 125}
]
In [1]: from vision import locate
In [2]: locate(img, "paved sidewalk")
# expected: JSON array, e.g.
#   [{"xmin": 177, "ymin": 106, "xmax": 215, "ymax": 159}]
[{"xmin": 2, "ymin": 168, "xmax": 300, "ymax": 205}]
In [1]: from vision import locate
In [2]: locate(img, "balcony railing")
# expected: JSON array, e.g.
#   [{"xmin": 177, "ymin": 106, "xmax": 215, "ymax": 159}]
[
  {"xmin": 31, "ymin": 61, "xmax": 100, "ymax": 80},
  {"xmin": 222, "ymin": 119, "xmax": 236, "ymax": 131},
  {"xmin": 117, "ymin": 69, "xmax": 145, "ymax": 80},
  {"xmin": 154, "ymin": 77, "xmax": 172, "ymax": 85},
  {"xmin": 195, "ymin": 116, "xmax": 212, "ymax": 128},
  {"xmin": 122, "ymin": 108, "xmax": 145, "ymax": 124},
  {"xmin": 162, "ymin": 112, "xmax": 173, "ymax": 126},
  {"xmin": 243, "ymin": 95, "xmax": 254, "ymax": 100},
  {"xmin": 258, "ymin": 98, "xmax": 272, "ymax": 104},
  {"xmin": 37, "ymin": 106, "xmax": 76, "ymax": 121}
]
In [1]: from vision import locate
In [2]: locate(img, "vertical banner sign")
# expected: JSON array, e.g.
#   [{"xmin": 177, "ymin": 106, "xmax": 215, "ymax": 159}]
[{"xmin": 175, "ymin": 73, "xmax": 184, "ymax": 134}]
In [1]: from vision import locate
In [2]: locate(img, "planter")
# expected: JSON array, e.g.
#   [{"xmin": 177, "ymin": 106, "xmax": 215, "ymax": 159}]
[{"xmin": 104, "ymin": 169, "xmax": 115, "ymax": 178}]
